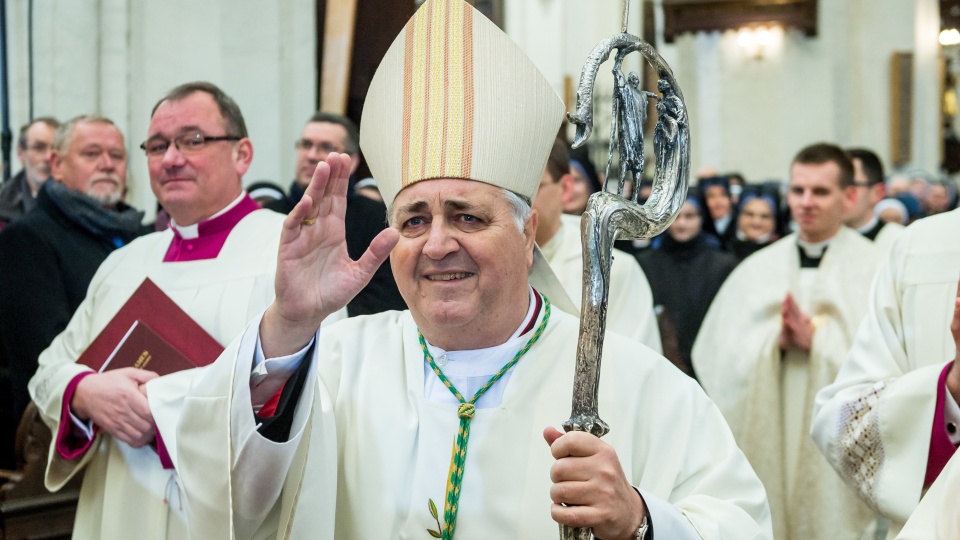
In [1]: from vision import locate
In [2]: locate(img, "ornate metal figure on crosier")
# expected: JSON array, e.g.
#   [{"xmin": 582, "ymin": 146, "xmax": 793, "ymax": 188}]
[{"xmin": 560, "ymin": 1, "xmax": 690, "ymax": 538}]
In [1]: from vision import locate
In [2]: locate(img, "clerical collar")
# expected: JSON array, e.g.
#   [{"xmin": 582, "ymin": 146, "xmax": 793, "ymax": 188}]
[
  {"xmin": 421, "ymin": 287, "xmax": 545, "ymax": 409},
  {"xmin": 169, "ymin": 193, "xmax": 246, "ymax": 239},
  {"xmin": 797, "ymin": 236, "xmax": 832, "ymax": 268},
  {"xmin": 856, "ymin": 215, "xmax": 879, "ymax": 235},
  {"xmin": 163, "ymin": 193, "xmax": 260, "ymax": 262},
  {"xmin": 714, "ymin": 213, "xmax": 732, "ymax": 234}
]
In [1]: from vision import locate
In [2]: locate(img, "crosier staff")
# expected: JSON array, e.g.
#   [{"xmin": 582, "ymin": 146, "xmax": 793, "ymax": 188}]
[{"xmin": 560, "ymin": 1, "xmax": 690, "ymax": 538}]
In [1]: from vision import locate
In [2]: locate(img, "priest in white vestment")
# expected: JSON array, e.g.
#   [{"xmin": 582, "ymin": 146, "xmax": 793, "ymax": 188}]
[
  {"xmin": 812, "ymin": 208, "xmax": 960, "ymax": 538},
  {"xmin": 844, "ymin": 148, "xmax": 903, "ymax": 252},
  {"xmin": 27, "ymin": 82, "xmax": 344, "ymax": 540},
  {"xmin": 533, "ymin": 136, "xmax": 662, "ymax": 351},
  {"xmin": 693, "ymin": 143, "xmax": 883, "ymax": 540},
  {"xmin": 148, "ymin": 2, "xmax": 772, "ymax": 538}
]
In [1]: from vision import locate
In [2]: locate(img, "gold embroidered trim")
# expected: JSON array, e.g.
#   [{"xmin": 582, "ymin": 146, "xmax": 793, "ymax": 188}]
[{"xmin": 836, "ymin": 379, "xmax": 891, "ymax": 510}]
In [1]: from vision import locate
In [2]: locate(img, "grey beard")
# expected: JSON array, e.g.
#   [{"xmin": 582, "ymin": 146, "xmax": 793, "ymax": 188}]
[{"xmin": 87, "ymin": 187, "xmax": 122, "ymax": 208}]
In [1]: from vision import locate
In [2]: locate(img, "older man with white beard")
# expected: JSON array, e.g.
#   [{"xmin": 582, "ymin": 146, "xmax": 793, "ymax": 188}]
[{"xmin": 0, "ymin": 115, "xmax": 148, "ymax": 470}]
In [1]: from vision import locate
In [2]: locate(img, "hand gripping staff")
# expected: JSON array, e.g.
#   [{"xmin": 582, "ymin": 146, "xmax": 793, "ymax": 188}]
[{"xmin": 560, "ymin": 2, "xmax": 690, "ymax": 538}]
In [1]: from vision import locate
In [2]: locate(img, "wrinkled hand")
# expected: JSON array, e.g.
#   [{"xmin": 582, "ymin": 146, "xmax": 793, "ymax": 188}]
[
  {"xmin": 779, "ymin": 293, "xmax": 813, "ymax": 352},
  {"xmin": 71, "ymin": 368, "xmax": 158, "ymax": 447},
  {"xmin": 543, "ymin": 427, "xmax": 646, "ymax": 540},
  {"xmin": 946, "ymin": 279, "xmax": 960, "ymax": 403},
  {"xmin": 260, "ymin": 153, "xmax": 398, "ymax": 357}
]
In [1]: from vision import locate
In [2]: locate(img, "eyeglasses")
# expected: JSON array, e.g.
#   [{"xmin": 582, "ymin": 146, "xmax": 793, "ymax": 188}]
[
  {"xmin": 295, "ymin": 139, "xmax": 345, "ymax": 154},
  {"xmin": 25, "ymin": 142, "xmax": 52, "ymax": 153},
  {"xmin": 140, "ymin": 131, "xmax": 242, "ymax": 157}
]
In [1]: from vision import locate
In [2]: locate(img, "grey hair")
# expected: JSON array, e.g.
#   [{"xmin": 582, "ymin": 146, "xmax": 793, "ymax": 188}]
[
  {"xmin": 53, "ymin": 115, "xmax": 118, "ymax": 154},
  {"xmin": 386, "ymin": 186, "xmax": 532, "ymax": 235}
]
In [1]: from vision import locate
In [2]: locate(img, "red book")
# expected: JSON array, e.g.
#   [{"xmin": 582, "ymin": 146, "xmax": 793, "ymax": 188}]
[{"xmin": 77, "ymin": 278, "xmax": 224, "ymax": 373}]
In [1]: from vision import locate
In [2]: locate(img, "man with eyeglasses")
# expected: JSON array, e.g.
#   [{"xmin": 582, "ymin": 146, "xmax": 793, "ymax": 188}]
[
  {"xmin": 0, "ymin": 115, "xmax": 148, "ymax": 470},
  {"xmin": 0, "ymin": 117, "xmax": 59, "ymax": 230},
  {"xmin": 266, "ymin": 111, "xmax": 406, "ymax": 315},
  {"xmin": 27, "ymin": 82, "xmax": 345, "ymax": 540},
  {"xmin": 843, "ymin": 147, "xmax": 903, "ymax": 252}
]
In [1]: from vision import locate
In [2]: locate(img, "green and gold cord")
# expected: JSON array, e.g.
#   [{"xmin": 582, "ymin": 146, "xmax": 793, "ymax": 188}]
[{"xmin": 418, "ymin": 295, "xmax": 551, "ymax": 540}]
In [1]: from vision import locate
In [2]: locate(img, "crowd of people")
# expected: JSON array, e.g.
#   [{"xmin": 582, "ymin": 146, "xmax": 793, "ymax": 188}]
[{"xmin": 0, "ymin": 0, "xmax": 958, "ymax": 538}]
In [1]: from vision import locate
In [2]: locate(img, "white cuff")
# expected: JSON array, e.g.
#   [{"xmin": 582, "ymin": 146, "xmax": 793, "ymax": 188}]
[
  {"xmin": 944, "ymin": 380, "xmax": 960, "ymax": 445},
  {"xmin": 249, "ymin": 334, "xmax": 316, "ymax": 411},
  {"xmin": 68, "ymin": 410, "xmax": 96, "ymax": 440},
  {"xmin": 637, "ymin": 487, "xmax": 700, "ymax": 540}
]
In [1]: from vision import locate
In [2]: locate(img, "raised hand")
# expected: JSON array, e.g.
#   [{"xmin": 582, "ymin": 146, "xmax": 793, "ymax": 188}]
[
  {"xmin": 946, "ymin": 278, "xmax": 960, "ymax": 403},
  {"xmin": 543, "ymin": 426, "xmax": 647, "ymax": 540},
  {"xmin": 260, "ymin": 153, "xmax": 399, "ymax": 357},
  {"xmin": 71, "ymin": 367, "xmax": 159, "ymax": 448}
]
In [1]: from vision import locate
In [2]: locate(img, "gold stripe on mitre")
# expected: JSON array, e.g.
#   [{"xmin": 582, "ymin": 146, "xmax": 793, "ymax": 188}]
[{"xmin": 361, "ymin": 0, "xmax": 565, "ymax": 209}]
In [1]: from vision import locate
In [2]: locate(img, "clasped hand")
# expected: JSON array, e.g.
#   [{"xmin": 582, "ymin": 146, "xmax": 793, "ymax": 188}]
[
  {"xmin": 779, "ymin": 292, "xmax": 814, "ymax": 352},
  {"xmin": 543, "ymin": 426, "xmax": 647, "ymax": 540},
  {"xmin": 71, "ymin": 367, "xmax": 158, "ymax": 447}
]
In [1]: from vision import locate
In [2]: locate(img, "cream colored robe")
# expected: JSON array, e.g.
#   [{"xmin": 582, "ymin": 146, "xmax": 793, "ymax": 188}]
[
  {"xmin": 27, "ymin": 209, "xmax": 345, "ymax": 540},
  {"xmin": 152, "ymin": 307, "xmax": 772, "ymax": 539},
  {"xmin": 692, "ymin": 228, "xmax": 882, "ymax": 540},
  {"xmin": 896, "ymin": 449, "xmax": 960, "ymax": 539},
  {"xmin": 542, "ymin": 213, "xmax": 662, "ymax": 352},
  {"xmin": 873, "ymin": 221, "xmax": 904, "ymax": 254},
  {"xmin": 812, "ymin": 209, "xmax": 960, "ymax": 535}
]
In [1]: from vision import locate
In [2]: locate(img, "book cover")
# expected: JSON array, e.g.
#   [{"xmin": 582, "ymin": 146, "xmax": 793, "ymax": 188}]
[
  {"xmin": 98, "ymin": 320, "xmax": 197, "ymax": 375},
  {"xmin": 77, "ymin": 278, "xmax": 224, "ymax": 372}
]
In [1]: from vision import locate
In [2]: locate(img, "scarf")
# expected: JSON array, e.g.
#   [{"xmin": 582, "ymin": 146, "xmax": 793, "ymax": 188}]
[{"xmin": 44, "ymin": 180, "xmax": 144, "ymax": 247}]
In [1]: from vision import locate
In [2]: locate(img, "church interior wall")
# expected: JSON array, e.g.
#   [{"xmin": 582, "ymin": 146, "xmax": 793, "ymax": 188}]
[{"xmin": 0, "ymin": 0, "xmax": 945, "ymax": 221}]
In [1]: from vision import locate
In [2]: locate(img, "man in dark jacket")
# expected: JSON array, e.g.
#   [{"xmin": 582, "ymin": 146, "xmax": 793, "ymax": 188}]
[
  {"xmin": 0, "ymin": 117, "xmax": 60, "ymax": 230},
  {"xmin": 0, "ymin": 115, "xmax": 147, "ymax": 468},
  {"xmin": 266, "ymin": 112, "xmax": 405, "ymax": 315}
]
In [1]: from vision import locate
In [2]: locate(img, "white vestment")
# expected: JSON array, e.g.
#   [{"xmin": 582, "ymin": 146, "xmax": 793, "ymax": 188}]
[
  {"xmin": 812, "ymin": 209, "xmax": 960, "ymax": 535},
  {"xmin": 28, "ymin": 209, "xmax": 345, "ymax": 540},
  {"xmin": 692, "ymin": 228, "xmax": 882, "ymax": 540},
  {"xmin": 542, "ymin": 213, "xmax": 662, "ymax": 352},
  {"xmin": 895, "ymin": 449, "xmax": 960, "ymax": 539},
  {"xmin": 873, "ymin": 221, "xmax": 904, "ymax": 254},
  {"xmin": 151, "ymin": 306, "xmax": 772, "ymax": 539}
]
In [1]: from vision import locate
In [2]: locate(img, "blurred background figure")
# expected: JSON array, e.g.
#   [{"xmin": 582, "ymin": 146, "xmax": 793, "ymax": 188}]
[
  {"xmin": 352, "ymin": 177, "xmax": 382, "ymax": 201},
  {"xmin": 0, "ymin": 118, "xmax": 60, "ymax": 230},
  {"xmin": 638, "ymin": 193, "xmax": 738, "ymax": 378},
  {"xmin": 729, "ymin": 191, "xmax": 780, "ymax": 261},
  {"xmin": 564, "ymin": 144, "xmax": 603, "ymax": 216},
  {"xmin": 844, "ymin": 148, "xmax": 903, "ymax": 251},
  {"xmin": 875, "ymin": 197, "xmax": 909, "ymax": 225},
  {"xmin": 245, "ymin": 180, "xmax": 286, "ymax": 207},
  {"xmin": 727, "ymin": 172, "xmax": 746, "ymax": 205},
  {"xmin": 923, "ymin": 180, "xmax": 956, "ymax": 216},
  {"xmin": 698, "ymin": 175, "xmax": 737, "ymax": 250}
]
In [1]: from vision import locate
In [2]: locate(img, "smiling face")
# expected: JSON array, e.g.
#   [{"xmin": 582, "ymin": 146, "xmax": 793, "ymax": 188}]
[
  {"xmin": 390, "ymin": 179, "xmax": 536, "ymax": 350},
  {"xmin": 667, "ymin": 201, "xmax": 702, "ymax": 243},
  {"xmin": 704, "ymin": 185, "xmax": 732, "ymax": 220},
  {"xmin": 738, "ymin": 198, "xmax": 777, "ymax": 241},
  {"xmin": 787, "ymin": 161, "xmax": 855, "ymax": 243},
  {"xmin": 146, "ymin": 91, "xmax": 251, "ymax": 226}
]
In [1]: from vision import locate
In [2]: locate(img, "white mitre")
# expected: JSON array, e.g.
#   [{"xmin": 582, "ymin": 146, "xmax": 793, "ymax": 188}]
[{"xmin": 360, "ymin": 0, "xmax": 578, "ymax": 315}]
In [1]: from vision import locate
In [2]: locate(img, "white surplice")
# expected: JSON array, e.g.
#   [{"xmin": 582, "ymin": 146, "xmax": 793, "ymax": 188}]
[
  {"xmin": 812, "ymin": 209, "xmax": 960, "ymax": 536},
  {"xmin": 692, "ymin": 227, "xmax": 882, "ymax": 540},
  {"xmin": 896, "ymin": 449, "xmax": 960, "ymax": 539},
  {"xmin": 150, "ymin": 305, "xmax": 772, "ymax": 539},
  {"xmin": 28, "ymin": 209, "xmax": 345, "ymax": 540},
  {"xmin": 541, "ymin": 213, "xmax": 662, "ymax": 352}
]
